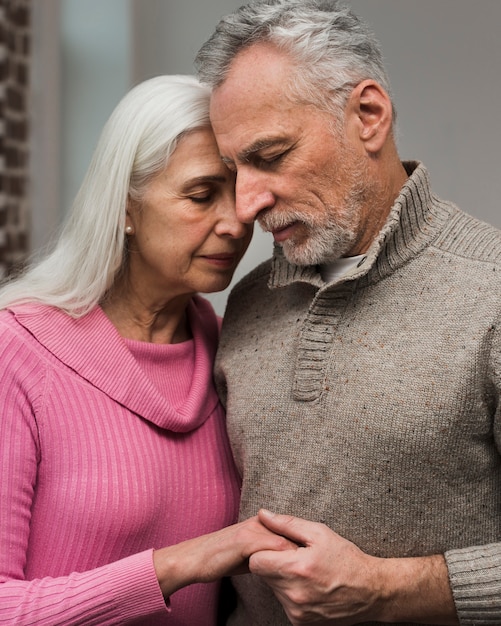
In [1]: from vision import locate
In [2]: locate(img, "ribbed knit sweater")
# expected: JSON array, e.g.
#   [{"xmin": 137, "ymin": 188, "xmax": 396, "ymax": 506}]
[
  {"xmin": 0, "ymin": 296, "xmax": 240, "ymax": 625},
  {"xmin": 215, "ymin": 162, "xmax": 501, "ymax": 626}
]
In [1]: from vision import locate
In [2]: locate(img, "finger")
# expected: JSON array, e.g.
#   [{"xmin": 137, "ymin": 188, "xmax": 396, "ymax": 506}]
[
  {"xmin": 249, "ymin": 548, "xmax": 295, "ymax": 578},
  {"xmin": 257, "ymin": 509, "xmax": 312, "ymax": 546}
]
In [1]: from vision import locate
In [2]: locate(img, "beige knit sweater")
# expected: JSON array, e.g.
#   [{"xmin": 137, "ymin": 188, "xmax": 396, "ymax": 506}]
[{"xmin": 216, "ymin": 162, "xmax": 501, "ymax": 625}]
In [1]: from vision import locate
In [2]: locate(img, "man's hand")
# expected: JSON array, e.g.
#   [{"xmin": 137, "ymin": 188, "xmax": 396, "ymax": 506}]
[{"xmin": 249, "ymin": 509, "xmax": 459, "ymax": 626}]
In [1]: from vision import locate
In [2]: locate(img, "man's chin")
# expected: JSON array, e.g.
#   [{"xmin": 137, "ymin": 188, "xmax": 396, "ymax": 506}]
[
  {"xmin": 280, "ymin": 240, "xmax": 351, "ymax": 267},
  {"xmin": 280, "ymin": 244, "xmax": 323, "ymax": 267}
]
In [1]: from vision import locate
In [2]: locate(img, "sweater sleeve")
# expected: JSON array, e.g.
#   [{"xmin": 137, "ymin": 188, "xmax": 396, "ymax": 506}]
[
  {"xmin": 0, "ymin": 330, "xmax": 168, "ymax": 624},
  {"xmin": 445, "ymin": 543, "xmax": 501, "ymax": 625},
  {"xmin": 445, "ymin": 319, "xmax": 501, "ymax": 625},
  {"xmin": 0, "ymin": 551, "xmax": 168, "ymax": 625}
]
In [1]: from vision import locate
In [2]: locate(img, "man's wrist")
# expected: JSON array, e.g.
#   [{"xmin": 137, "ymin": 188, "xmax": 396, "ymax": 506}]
[{"xmin": 373, "ymin": 554, "xmax": 458, "ymax": 625}]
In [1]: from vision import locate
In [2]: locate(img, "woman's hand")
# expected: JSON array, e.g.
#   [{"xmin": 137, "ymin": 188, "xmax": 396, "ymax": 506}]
[{"xmin": 152, "ymin": 515, "xmax": 296, "ymax": 598}]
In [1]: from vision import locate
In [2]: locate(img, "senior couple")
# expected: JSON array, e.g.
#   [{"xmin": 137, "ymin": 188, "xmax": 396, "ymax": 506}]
[{"xmin": 1, "ymin": 1, "xmax": 500, "ymax": 625}]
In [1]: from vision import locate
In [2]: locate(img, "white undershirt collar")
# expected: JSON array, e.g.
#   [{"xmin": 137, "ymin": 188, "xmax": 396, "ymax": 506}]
[{"xmin": 319, "ymin": 254, "xmax": 367, "ymax": 283}]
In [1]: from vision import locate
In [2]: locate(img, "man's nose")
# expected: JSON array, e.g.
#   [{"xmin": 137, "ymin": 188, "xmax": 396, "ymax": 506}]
[{"xmin": 235, "ymin": 168, "xmax": 275, "ymax": 223}]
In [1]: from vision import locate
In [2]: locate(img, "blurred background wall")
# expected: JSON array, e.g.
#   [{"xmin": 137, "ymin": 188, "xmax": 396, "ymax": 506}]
[
  {"xmin": 29, "ymin": 0, "xmax": 501, "ymax": 314},
  {"xmin": 0, "ymin": 0, "xmax": 31, "ymax": 279}
]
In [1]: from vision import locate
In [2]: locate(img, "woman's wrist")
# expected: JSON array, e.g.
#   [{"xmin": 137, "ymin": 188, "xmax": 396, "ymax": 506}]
[{"xmin": 152, "ymin": 543, "xmax": 199, "ymax": 598}]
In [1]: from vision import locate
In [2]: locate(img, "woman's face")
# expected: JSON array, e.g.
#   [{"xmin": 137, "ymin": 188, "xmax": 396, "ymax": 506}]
[{"xmin": 126, "ymin": 127, "xmax": 253, "ymax": 304}]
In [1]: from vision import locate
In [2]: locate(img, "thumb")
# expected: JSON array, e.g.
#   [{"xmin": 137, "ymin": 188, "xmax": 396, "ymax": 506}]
[{"xmin": 257, "ymin": 509, "xmax": 309, "ymax": 547}]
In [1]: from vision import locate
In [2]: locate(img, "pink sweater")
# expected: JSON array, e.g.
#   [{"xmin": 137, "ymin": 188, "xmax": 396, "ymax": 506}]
[{"xmin": 0, "ymin": 297, "xmax": 241, "ymax": 625}]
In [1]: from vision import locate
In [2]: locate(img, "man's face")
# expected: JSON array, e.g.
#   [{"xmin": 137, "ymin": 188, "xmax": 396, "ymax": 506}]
[{"xmin": 210, "ymin": 42, "xmax": 378, "ymax": 265}]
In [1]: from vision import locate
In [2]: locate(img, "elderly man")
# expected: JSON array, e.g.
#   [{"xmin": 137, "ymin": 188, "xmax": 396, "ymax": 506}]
[{"xmin": 196, "ymin": 1, "xmax": 501, "ymax": 624}]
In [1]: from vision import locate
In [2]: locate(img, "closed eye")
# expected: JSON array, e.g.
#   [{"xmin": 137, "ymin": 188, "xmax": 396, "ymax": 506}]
[
  {"xmin": 189, "ymin": 193, "xmax": 214, "ymax": 204},
  {"xmin": 263, "ymin": 152, "xmax": 285, "ymax": 164},
  {"xmin": 251, "ymin": 151, "xmax": 288, "ymax": 170},
  {"xmin": 253, "ymin": 144, "xmax": 295, "ymax": 170}
]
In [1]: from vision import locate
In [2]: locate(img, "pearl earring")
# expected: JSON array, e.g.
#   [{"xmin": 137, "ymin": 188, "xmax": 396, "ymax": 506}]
[{"xmin": 125, "ymin": 226, "xmax": 133, "ymax": 235}]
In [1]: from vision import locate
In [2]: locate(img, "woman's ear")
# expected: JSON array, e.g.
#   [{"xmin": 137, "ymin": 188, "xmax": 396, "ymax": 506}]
[
  {"xmin": 125, "ymin": 198, "xmax": 139, "ymax": 235},
  {"xmin": 125, "ymin": 210, "xmax": 134, "ymax": 235},
  {"xmin": 346, "ymin": 79, "xmax": 393, "ymax": 154}
]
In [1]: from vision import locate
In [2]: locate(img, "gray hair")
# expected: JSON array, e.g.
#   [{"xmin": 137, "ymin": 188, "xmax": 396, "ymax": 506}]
[
  {"xmin": 195, "ymin": 0, "xmax": 395, "ymax": 120},
  {"xmin": 0, "ymin": 75, "xmax": 211, "ymax": 315}
]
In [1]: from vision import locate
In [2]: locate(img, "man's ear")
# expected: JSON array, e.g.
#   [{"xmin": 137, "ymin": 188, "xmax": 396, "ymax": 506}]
[{"xmin": 346, "ymin": 79, "xmax": 393, "ymax": 154}]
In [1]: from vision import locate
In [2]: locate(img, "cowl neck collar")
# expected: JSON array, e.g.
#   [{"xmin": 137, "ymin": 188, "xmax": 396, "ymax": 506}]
[{"xmin": 10, "ymin": 296, "xmax": 220, "ymax": 433}]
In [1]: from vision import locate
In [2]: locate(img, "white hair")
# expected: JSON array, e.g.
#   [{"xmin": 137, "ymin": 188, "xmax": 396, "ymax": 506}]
[
  {"xmin": 0, "ymin": 75, "xmax": 211, "ymax": 315},
  {"xmin": 195, "ymin": 0, "xmax": 395, "ymax": 121}
]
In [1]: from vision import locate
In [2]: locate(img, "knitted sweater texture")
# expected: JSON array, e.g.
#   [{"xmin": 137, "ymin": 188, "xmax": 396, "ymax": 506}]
[
  {"xmin": 215, "ymin": 162, "xmax": 501, "ymax": 626},
  {"xmin": 0, "ymin": 296, "xmax": 240, "ymax": 625}
]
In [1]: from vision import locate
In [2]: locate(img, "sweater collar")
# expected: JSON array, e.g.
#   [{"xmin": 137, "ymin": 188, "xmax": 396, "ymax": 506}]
[
  {"xmin": 269, "ymin": 161, "xmax": 453, "ymax": 290},
  {"xmin": 9, "ymin": 296, "xmax": 220, "ymax": 433}
]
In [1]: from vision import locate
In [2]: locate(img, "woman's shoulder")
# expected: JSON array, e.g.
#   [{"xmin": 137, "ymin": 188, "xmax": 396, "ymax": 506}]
[
  {"xmin": 0, "ymin": 304, "xmax": 63, "ymax": 348},
  {"xmin": 1, "ymin": 302, "xmax": 62, "ymax": 325},
  {"xmin": 0, "ymin": 305, "xmax": 32, "ymax": 340},
  {"xmin": 0, "ymin": 304, "xmax": 103, "ymax": 366},
  {"xmin": 0, "ymin": 307, "xmax": 51, "ymax": 393}
]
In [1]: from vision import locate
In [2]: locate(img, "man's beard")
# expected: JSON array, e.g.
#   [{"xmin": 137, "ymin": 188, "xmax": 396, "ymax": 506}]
[
  {"xmin": 259, "ymin": 149, "xmax": 376, "ymax": 266},
  {"xmin": 281, "ymin": 208, "xmax": 359, "ymax": 266}
]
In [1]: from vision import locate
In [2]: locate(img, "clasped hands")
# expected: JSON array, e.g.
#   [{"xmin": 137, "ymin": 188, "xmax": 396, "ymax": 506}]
[
  {"xmin": 248, "ymin": 509, "xmax": 458, "ymax": 626},
  {"xmin": 248, "ymin": 508, "xmax": 385, "ymax": 625},
  {"xmin": 154, "ymin": 508, "xmax": 457, "ymax": 625}
]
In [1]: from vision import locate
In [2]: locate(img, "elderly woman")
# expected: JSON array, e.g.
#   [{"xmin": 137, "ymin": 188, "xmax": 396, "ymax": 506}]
[{"xmin": 0, "ymin": 75, "xmax": 289, "ymax": 624}]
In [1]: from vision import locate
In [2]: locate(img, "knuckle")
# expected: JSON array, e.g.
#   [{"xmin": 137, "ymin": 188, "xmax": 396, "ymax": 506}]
[
  {"xmin": 289, "ymin": 588, "xmax": 309, "ymax": 606},
  {"xmin": 287, "ymin": 604, "xmax": 308, "ymax": 624}
]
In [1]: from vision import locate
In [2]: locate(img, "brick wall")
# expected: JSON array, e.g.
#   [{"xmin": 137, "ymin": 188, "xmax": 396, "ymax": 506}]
[{"xmin": 0, "ymin": 0, "xmax": 31, "ymax": 280}]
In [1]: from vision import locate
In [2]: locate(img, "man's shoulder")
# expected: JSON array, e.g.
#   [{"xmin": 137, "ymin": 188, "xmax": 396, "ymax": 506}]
[
  {"xmin": 432, "ymin": 206, "xmax": 501, "ymax": 265},
  {"xmin": 220, "ymin": 258, "xmax": 276, "ymax": 332},
  {"xmin": 229, "ymin": 258, "xmax": 273, "ymax": 297}
]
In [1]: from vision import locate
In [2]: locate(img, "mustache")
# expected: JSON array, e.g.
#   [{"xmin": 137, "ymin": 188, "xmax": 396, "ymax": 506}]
[
  {"xmin": 258, "ymin": 209, "xmax": 308, "ymax": 232},
  {"xmin": 258, "ymin": 206, "xmax": 355, "ymax": 234}
]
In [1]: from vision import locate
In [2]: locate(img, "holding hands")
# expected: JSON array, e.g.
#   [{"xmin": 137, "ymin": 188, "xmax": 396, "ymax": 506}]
[
  {"xmin": 152, "ymin": 514, "xmax": 295, "ymax": 598},
  {"xmin": 154, "ymin": 509, "xmax": 458, "ymax": 625},
  {"xmin": 249, "ymin": 509, "xmax": 458, "ymax": 626}
]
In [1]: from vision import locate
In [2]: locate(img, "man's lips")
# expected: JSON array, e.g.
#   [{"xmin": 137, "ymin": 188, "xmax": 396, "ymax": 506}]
[{"xmin": 270, "ymin": 222, "xmax": 298, "ymax": 243}]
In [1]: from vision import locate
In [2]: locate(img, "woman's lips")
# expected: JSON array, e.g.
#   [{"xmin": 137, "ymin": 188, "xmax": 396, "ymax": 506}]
[{"xmin": 200, "ymin": 253, "xmax": 238, "ymax": 268}]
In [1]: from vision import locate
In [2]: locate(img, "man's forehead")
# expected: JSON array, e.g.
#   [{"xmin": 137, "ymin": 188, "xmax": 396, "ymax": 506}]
[
  {"xmin": 210, "ymin": 43, "xmax": 292, "ymax": 105},
  {"xmin": 212, "ymin": 111, "xmax": 290, "ymax": 159}
]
